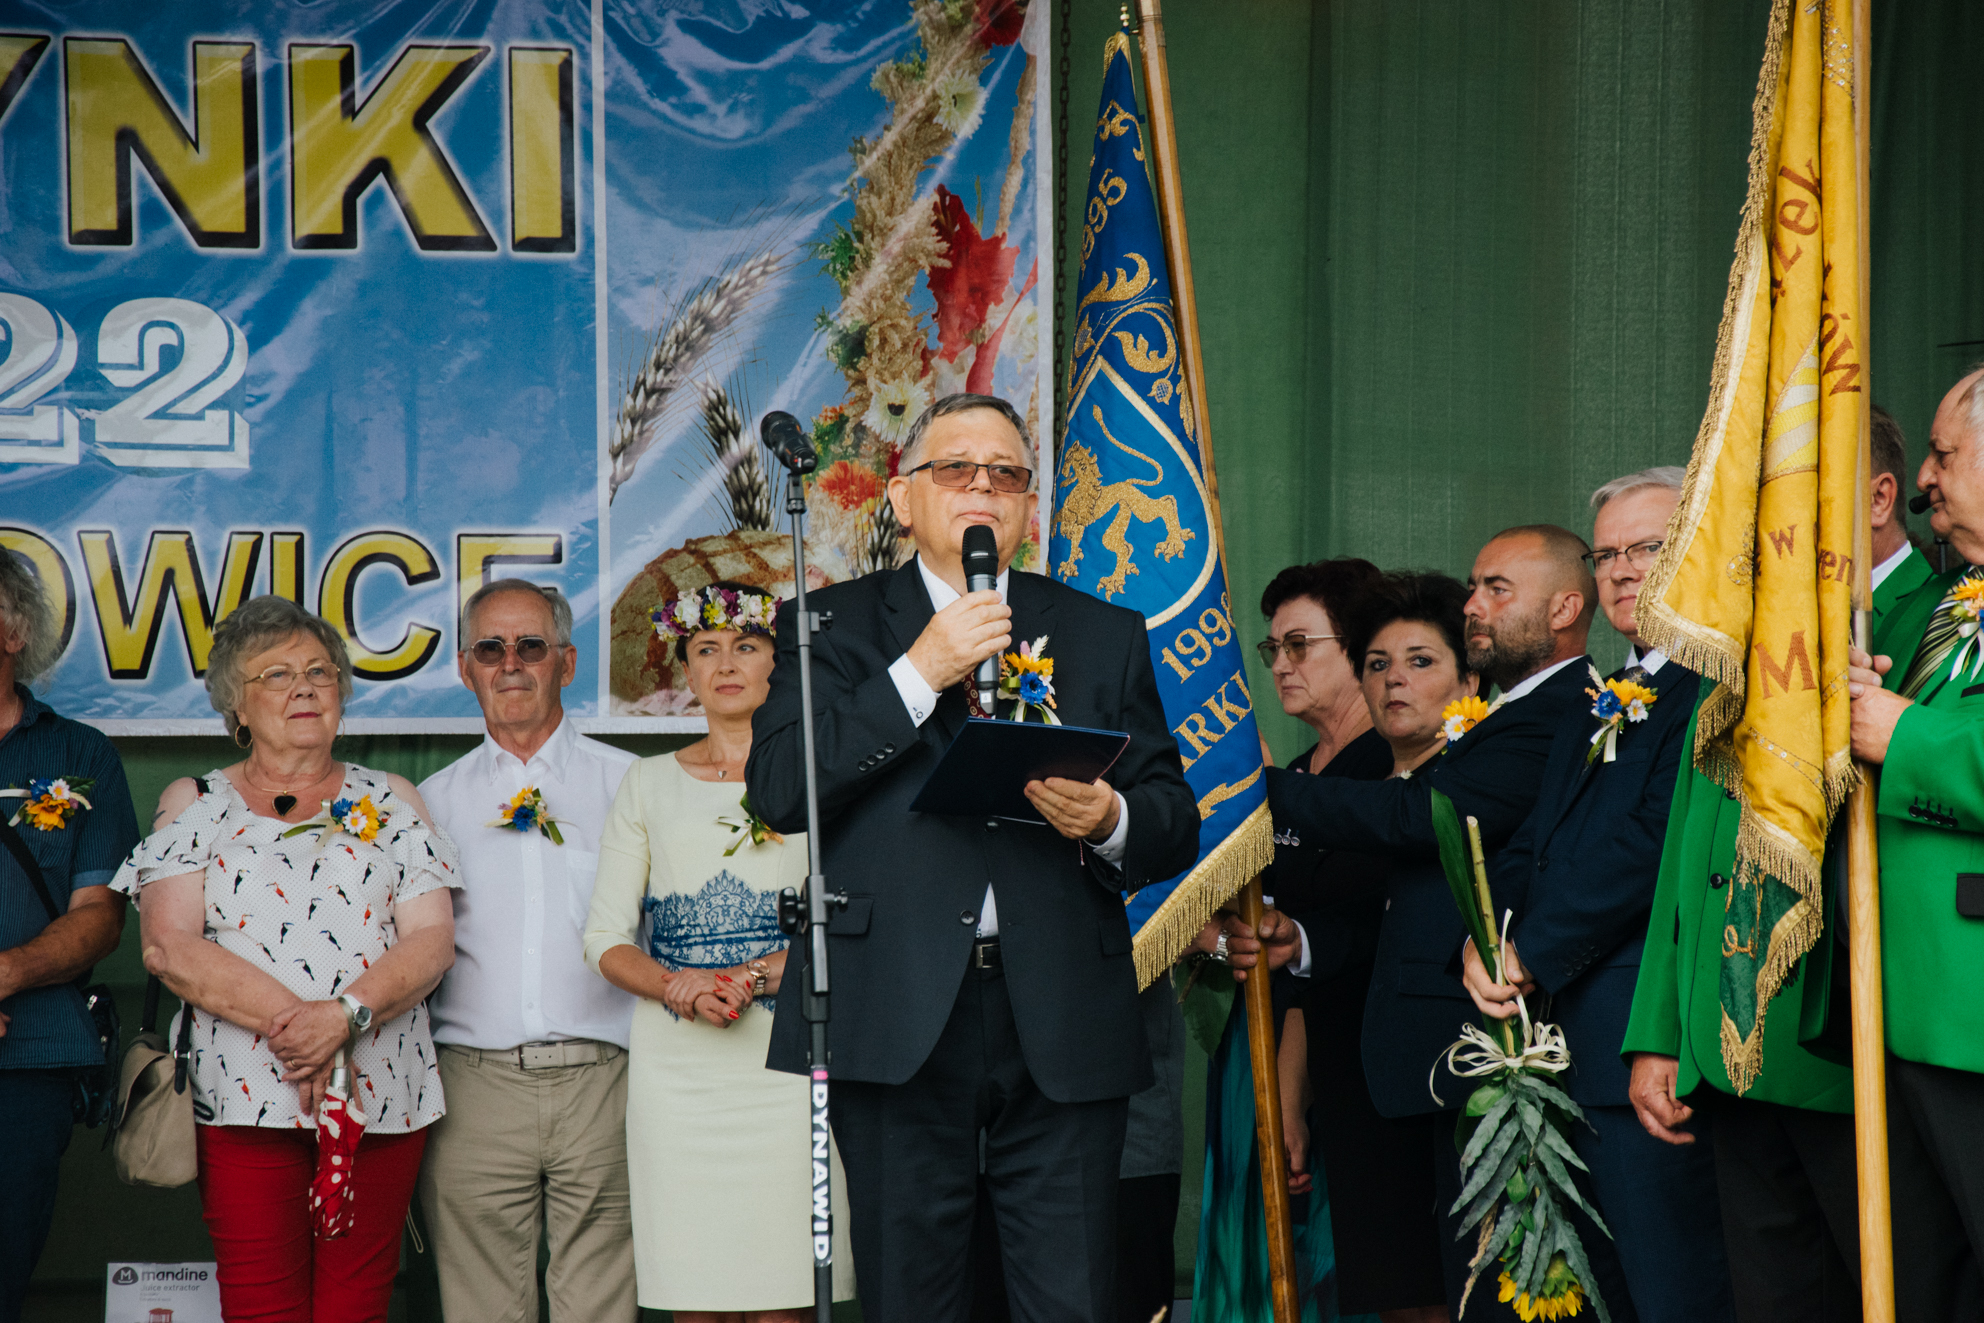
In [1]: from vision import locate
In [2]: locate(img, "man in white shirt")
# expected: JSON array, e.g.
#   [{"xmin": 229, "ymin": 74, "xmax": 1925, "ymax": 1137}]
[{"xmin": 415, "ymin": 579, "xmax": 638, "ymax": 1322}]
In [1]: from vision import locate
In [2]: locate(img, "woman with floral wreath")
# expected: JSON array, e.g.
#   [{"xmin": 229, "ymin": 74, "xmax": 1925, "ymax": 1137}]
[{"xmin": 584, "ymin": 580, "xmax": 853, "ymax": 1318}]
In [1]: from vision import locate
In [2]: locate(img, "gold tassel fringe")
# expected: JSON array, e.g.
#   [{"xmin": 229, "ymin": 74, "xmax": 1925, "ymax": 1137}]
[{"xmin": 1130, "ymin": 800, "xmax": 1274, "ymax": 990}]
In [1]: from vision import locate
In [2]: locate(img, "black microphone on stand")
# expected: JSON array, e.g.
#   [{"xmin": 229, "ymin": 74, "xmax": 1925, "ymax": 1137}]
[
  {"xmin": 760, "ymin": 410, "xmax": 818, "ymax": 476},
  {"xmin": 963, "ymin": 524, "xmax": 999, "ymax": 704},
  {"xmin": 1910, "ymin": 492, "xmax": 1935, "ymax": 515}
]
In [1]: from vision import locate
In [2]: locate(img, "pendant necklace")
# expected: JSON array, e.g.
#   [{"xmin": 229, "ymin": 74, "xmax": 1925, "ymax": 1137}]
[{"xmin": 240, "ymin": 762, "xmax": 336, "ymax": 817}]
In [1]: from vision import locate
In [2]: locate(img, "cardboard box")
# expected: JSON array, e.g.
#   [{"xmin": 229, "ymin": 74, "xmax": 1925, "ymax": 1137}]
[{"xmin": 104, "ymin": 1263, "xmax": 222, "ymax": 1323}]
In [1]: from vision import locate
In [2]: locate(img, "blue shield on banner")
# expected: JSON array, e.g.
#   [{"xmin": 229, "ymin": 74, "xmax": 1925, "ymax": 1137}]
[{"xmin": 1050, "ymin": 29, "xmax": 1271, "ymax": 985}]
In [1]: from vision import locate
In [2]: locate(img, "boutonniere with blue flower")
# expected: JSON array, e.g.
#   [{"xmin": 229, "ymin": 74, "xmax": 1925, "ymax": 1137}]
[
  {"xmin": 487, "ymin": 786, "xmax": 567, "ymax": 845},
  {"xmin": 998, "ymin": 636, "xmax": 1062, "ymax": 724},
  {"xmin": 3, "ymin": 777, "xmax": 95, "ymax": 830},
  {"xmin": 281, "ymin": 794, "xmax": 388, "ymax": 846},
  {"xmin": 1585, "ymin": 665, "xmax": 1656, "ymax": 765},
  {"xmin": 717, "ymin": 793, "xmax": 784, "ymax": 857}
]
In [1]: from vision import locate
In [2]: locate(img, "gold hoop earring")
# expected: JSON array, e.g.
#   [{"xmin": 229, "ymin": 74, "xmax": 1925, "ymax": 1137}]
[{"xmin": 232, "ymin": 724, "xmax": 252, "ymax": 749}]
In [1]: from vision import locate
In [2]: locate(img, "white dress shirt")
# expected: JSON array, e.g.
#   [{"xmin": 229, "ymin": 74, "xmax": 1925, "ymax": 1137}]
[
  {"xmin": 1623, "ymin": 645, "xmax": 1669, "ymax": 675},
  {"xmin": 886, "ymin": 557, "xmax": 1130, "ymax": 936},
  {"xmin": 421, "ymin": 718, "xmax": 638, "ymax": 1049}
]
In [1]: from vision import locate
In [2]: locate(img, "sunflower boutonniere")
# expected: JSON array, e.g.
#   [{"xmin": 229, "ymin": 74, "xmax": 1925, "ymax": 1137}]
[
  {"xmin": 3, "ymin": 777, "xmax": 96, "ymax": 830},
  {"xmin": 1584, "ymin": 665, "xmax": 1656, "ymax": 765},
  {"xmin": 487, "ymin": 786, "xmax": 567, "ymax": 844},
  {"xmin": 1440, "ymin": 696, "xmax": 1492, "ymax": 744},
  {"xmin": 281, "ymin": 794, "xmax": 388, "ymax": 846},
  {"xmin": 998, "ymin": 636, "xmax": 1061, "ymax": 724}
]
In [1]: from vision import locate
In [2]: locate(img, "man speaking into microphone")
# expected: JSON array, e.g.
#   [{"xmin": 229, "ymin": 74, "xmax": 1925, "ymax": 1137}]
[{"xmin": 747, "ymin": 393, "xmax": 1197, "ymax": 1322}]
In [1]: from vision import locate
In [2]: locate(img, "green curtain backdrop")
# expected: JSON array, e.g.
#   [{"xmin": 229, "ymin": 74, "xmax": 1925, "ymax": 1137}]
[{"xmin": 28, "ymin": 2, "xmax": 1984, "ymax": 1316}]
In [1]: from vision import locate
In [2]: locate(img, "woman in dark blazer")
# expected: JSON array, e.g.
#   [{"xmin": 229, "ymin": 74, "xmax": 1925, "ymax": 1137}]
[{"xmin": 1273, "ymin": 571, "xmax": 1476, "ymax": 1323}]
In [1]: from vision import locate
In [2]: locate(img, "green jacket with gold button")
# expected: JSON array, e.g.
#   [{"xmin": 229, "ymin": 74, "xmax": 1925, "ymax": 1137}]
[
  {"xmin": 1870, "ymin": 556, "xmax": 1984, "ymax": 1072},
  {"xmin": 1622, "ymin": 545, "xmax": 1937, "ymax": 1109}
]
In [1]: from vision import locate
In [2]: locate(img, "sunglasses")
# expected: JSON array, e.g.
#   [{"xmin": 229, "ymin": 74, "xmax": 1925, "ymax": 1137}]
[
  {"xmin": 905, "ymin": 459, "xmax": 1034, "ymax": 494},
  {"xmin": 468, "ymin": 636, "xmax": 558, "ymax": 666},
  {"xmin": 1255, "ymin": 633, "xmax": 1338, "ymax": 666}
]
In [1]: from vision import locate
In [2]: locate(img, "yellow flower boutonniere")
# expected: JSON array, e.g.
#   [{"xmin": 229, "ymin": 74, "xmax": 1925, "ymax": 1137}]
[
  {"xmin": 3, "ymin": 777, "xmax": 95, "ymax": 830},
  {"xmin": 281, "ymin": 794, "xmax": 388, "ymax": 846},
  {"xmin": 1440, "ymin": 696, "xmax": 1491, "ymax": 743},
  {"xmin": 1585, "ymin": 666, "xmax": 1657, "ymax": 765},
  {"xmin": 486, "ymin": 786, "xmax": 567, "ymax": 844},
  {"xmin": 998, "ymin": 636, "xmax": 1061, "ymax": 724}
]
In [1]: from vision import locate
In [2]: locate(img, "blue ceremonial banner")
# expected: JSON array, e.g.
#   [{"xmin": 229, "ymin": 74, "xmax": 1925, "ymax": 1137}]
[
  {"xmin": 0, "ymin": 0, "xmax": 1049, "ymax": 731},
  {"xmin": 1051, "ymin": 27, "xmax": 1271, "ymax": 984}
]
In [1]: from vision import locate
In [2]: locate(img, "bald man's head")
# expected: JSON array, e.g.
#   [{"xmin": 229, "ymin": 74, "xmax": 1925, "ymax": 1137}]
[{"xmin": 1463, "ymin": 525, "xmax": 1597, "ymax": 690}]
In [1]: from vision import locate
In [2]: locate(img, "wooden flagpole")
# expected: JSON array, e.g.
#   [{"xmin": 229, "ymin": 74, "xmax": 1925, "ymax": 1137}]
[
  {"xmin": 1131, "ymin": 3, "xmax": 1298, "ymax": 1319},
  {"xmin": 1846, "ymin": 0, "xmax": 1897, "ymax": 1317}
]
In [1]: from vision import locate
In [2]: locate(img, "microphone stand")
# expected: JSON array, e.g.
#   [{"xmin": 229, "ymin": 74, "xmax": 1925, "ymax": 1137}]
[{"xmin": 767, "ymin": 452, "xmax": 846, "ymax": 1323}]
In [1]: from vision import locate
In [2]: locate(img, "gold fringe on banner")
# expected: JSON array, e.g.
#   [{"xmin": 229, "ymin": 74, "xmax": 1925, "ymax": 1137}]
[
  {"xmin": 1130, "ymin": 800, "xmax": 1275, "ymax": 990},
  {"xmin": 1636, "ymin": 0, "xmax": 1865, "ymax": 1094}
]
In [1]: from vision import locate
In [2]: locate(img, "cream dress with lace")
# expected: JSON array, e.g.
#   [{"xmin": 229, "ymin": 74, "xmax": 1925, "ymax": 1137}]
[{"xmin": 583, "ymin": 752, "xmax": 854, "ymax": 1310}]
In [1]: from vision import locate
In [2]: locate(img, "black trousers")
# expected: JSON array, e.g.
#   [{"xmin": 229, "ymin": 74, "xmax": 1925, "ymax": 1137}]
[
  {"xmin": 1702, "ymin": 1090, "xmax": 1861, "ymax": 1323},
  {"xmin": 1887, "ymin": 1055, "xmax": 1984, "ymax": 1323},
  {"xmin": 831, "ymin": 956, "xmax": 1129, "ymax": 1323}
]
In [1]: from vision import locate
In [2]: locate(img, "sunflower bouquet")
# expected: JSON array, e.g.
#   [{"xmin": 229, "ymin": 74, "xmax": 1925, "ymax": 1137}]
[{"xmin": 1429, "ymin": 787, "xmax": 1613, "ymax": 1322}]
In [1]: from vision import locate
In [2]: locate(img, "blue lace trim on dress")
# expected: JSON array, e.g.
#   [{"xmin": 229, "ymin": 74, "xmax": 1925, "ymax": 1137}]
[{"xmin": 643, "ymin": 870, "xmax": 789, "ymax": 1014}]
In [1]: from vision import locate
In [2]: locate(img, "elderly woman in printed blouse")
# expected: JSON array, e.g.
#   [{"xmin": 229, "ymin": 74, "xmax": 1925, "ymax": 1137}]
[
  {"xmin": 585, "ymin": 580, "xmax": 852, "ymax": 1320},
  {"xmin": 111, "ymin": 595, "xmax": 459, "ymax": 1322}
]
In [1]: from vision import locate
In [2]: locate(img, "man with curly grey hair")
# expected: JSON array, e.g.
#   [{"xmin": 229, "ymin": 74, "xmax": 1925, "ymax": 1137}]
[{"xmin": 0, "ymin": 549, "xmax": 139, "ymax": 1320}]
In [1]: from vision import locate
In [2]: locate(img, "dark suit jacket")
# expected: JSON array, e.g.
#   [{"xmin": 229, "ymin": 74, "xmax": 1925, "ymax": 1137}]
[
  {"xmin": 1489, "ymin": 661, "xmax": 1699, "ymax": 1107},
  {"xmin": 747, "ymin": 559, "xmax": 1198, "ymax": 1102},
  {"xmin": 1265, "ymin": 659, "xmax": 1590, "ymax": 1118}
]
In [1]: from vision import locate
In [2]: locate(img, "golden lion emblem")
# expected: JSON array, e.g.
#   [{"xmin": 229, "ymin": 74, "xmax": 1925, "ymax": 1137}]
[{"xmin": 1054, "ymin": 413, "xmax": 1195, "ymax": 598}]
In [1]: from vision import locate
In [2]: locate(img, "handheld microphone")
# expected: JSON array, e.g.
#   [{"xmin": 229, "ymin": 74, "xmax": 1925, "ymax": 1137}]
[
  {"xmin": 760, "ymin": 411, "xmax": 818, "ymax": 475},
  {"xmin": 962, "ymin": 524, "xmax": 1000, "ymax": 698},
  {"xmin": 1909, "ymin": 492, "xmax": 1935, "ymax": 515}
]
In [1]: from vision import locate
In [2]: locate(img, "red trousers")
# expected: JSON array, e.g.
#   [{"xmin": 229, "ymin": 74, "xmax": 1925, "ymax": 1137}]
[{"xmin": 196, "ymin": 1124, "xmax": 427, "ymax": 1323}]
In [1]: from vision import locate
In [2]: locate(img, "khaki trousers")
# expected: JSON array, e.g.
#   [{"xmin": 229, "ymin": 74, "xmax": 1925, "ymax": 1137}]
[{"xmin": 417, "ymin": 1043, "xmax": 636, "ymax": 1323}]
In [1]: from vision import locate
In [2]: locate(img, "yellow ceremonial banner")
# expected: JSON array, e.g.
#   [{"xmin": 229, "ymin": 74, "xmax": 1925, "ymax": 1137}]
[{"xmin": 1638, "ymin": 0, "xmax": 1865, "ymax": 1094}]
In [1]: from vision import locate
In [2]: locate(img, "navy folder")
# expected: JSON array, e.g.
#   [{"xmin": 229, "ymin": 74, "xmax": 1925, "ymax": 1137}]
[{"xmin": 910, "ymin": 718, "xmax": 1132, "ymax": 823}]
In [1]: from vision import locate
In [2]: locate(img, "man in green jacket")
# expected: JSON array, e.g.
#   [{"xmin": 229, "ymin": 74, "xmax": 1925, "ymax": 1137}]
[
  {"xmin": 1622, "ymin": 405, "xmax": 1932, "ymax": 1323},
  {"xmin": 1847, "ymin": 369, "xmax": 1984, "ymax": 1320}
]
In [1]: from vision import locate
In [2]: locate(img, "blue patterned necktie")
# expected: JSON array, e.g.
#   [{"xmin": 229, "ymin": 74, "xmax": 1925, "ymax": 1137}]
[{"xmin": 1897, "ymin": 565, "xmax": 1984, "ymax": 700}]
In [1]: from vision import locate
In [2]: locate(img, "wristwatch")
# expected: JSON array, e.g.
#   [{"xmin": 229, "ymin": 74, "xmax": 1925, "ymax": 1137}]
[
  {"xmin": 747, "ymin": 960, "xmax": 770, "ymax": 998},
  {"xmin": 337, "ymin": 993, "xmax": 374, "ymax": 1040}
]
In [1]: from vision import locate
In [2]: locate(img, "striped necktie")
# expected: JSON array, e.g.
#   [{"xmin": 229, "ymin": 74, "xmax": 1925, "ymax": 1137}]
[{"xmin": 1897, "ymin": 566, "xmax": 1984, "ymax": 700}]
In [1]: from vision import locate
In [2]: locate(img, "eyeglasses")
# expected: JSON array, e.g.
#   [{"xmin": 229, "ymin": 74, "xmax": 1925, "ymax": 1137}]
[
  {"xmin": 468, "ymin": 636, "xmax": 558, "ymax": 666},
  {"xmin": 250, "ymin": 663, "xmax": 340, "ymax": 691},
  {"xmin": 1255, "ymin": 633, "xmax": 1338, "ymax": 666},
  {"xmin": 1581, "ymin": 540, "xmax": 1665, "ymax": 573},
  {"xmin": 905, "ymin": 459, "xmax": 1034, "ymax": 494}
]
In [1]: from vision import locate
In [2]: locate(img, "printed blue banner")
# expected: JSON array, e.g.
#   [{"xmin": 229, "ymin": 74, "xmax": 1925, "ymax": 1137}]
[
  {"xmin": 0, "ymin": 0, "xmax": 1049, "ymax": 730},
  {"xmin": 1051, "ymin": 26, "xmax": 1270, "ymax": 984}
]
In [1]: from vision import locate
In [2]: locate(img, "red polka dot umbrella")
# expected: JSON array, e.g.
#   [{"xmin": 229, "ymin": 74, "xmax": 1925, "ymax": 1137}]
[{"xmin": 311, "ymin": 1049, "xmax": 367, "ymax": 1238}]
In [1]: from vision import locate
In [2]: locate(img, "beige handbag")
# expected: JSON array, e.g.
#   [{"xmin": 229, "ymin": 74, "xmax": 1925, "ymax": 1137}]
[{"xmin": 112, "ymin": 977, "xmax": 200, "ymax": 1188}]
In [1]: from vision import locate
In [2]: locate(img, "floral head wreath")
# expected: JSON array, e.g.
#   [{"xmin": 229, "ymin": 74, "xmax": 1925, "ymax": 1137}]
[{"xmin": 651, "ymin": 584, "xmax": 781, "ymax": 642}]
